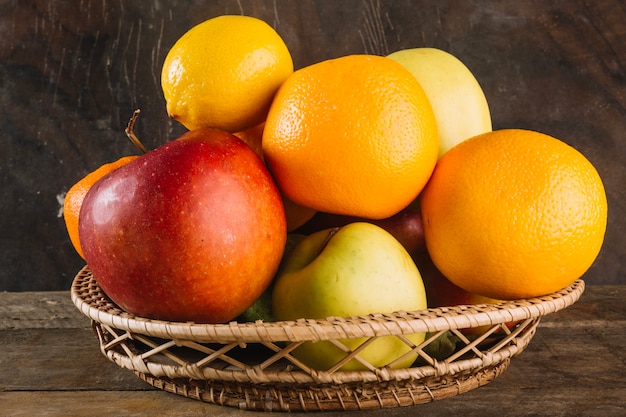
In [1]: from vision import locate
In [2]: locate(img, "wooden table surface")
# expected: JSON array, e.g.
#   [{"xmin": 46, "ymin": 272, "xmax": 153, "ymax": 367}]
[{"xmin": 1, "ymin": 285, "xmax": 625, "ymax": 416}]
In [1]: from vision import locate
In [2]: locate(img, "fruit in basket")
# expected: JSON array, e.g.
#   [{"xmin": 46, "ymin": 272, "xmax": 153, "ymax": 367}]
[
  {"xmin": 272, "ymin": 222, "xmax": 427, "ymax": 371},
  {"xmin": 387, "ymin": 47, "xmax": 492, "ymax": 157},
  {"xmin": 415, "ymin": 250, "xmax": 502, "ymax": 308},
  {"xmin": 63, "ymin": 155, "xmax": 139, "ymax": 259},
  {"xmin": 78, "ymin": 128, "xmax": 287, "ymax": 323},
  {"xmin": 234, "ymin": 122, "xmax": 317, "ymax": 231},
  {"xmin": 281, "ymin": 194, "xmax": 318, "ymax": 232},
  {"xmin": 234, "ymin": 122, "xmax": 265, "ymax": 159},
  {"xmin": 421, "ymin": 129, "xmax": 607, "ymax": 300},
  {"xmin": 263, "ymin": 54, "xmax": 439, "ymax": 219},
  {"xmin": 237, "ymin": 233, "xmax": 307, "ymax": 322},
  {"xmin": 414, "ymin": 250, "xmax": 511, "ymax": 335},
  {"xmin": 161, "ymin": 15, "xmax": 293, "ymax": 133},
  {"xmin": 296, "ymin": 207, "xmax": 426, "ymax": 258}
]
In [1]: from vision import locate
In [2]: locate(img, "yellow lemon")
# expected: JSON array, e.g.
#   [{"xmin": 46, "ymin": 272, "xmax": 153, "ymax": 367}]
[{"xmin": 161, "ymin": 15, "xmax": 293, "ymax": 133}]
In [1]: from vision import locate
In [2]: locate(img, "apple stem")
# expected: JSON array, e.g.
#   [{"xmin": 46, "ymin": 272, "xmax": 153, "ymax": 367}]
[
  {"xmin": 317, "ymin": 227, "xmax": 340, "ymax": 257},
  {"xmin": 125, "ymin": 109, "xmax": 149, "ymax": 155}
]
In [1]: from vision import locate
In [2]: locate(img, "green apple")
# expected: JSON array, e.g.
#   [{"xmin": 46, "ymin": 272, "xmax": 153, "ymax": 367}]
[
  {"xmin": 387, "ymin": 47, "xmax": 492, "ymax": 157},
  {"xmin": 272, "ymin": 222, "xmax": 427, "ymax": 371}
]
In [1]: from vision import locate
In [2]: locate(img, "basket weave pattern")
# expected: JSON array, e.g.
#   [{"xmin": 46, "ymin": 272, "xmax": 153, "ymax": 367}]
[{"xmin": 71, "ymin": 265, "xmax": 584, "ymax": 412}]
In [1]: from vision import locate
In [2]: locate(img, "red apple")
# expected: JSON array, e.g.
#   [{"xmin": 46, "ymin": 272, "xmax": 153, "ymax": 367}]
[
  {"xmin": 295, "ymin": 207, "xmax": 426, "ymax": 257},
  {"xmin": 414, "ymin": 251, "xmax": 500, "ymax": 308},
  {"xmin": 79, "ymin": 128, "xmax": 287, "ymax": 323}
]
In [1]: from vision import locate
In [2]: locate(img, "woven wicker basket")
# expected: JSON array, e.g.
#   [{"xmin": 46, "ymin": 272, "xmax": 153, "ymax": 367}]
[{"xmin": 71, "ymin": 265, "xmax": 584, "ymax": 412}]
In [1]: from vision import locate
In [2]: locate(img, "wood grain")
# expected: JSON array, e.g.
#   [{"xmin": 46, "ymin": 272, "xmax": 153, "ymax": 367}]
[{"xmin": 1, "ymin": 0, "xmax": 624, "ymax": 291}]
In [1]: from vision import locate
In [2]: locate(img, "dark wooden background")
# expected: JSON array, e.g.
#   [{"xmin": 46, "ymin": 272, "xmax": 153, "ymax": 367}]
[{"xmin": 1, "ymin": 0, "xmax": 624, "ymax": 291}]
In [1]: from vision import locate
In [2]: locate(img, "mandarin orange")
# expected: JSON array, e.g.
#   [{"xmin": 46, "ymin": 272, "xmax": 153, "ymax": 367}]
[
  {"xmin": 234, "ymin": 122, "xmax": 266, "ymax": 160},
  {"xmin": 63, "ymin": 156, "xmax": 139, "ymax": 258},
  {"xmin": 234, "ymin": 122, "xmax": 316, "ymax": 231}
]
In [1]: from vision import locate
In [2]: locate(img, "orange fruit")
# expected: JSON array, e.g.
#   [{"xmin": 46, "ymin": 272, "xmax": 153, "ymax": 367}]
[
  {"xmin": 63, "ymin": 156, "xmax": 139, "ymax": 258},
  {"xmin": 281, "ymin": 194, "xmax": 317, "ymax": 232},
  {"xmin": 262, "ymin": 54, "xmax": 439, "ymax": 220},
  {"xmin": 420, "ymin": 129, "xmax": 607, "ymax": 300},
  {"xmin": 161, "ymin": 15, "xmax": 293, "ymax": 133},
  {"xmin": 235, "ymin": 122, "xmax": 316, "ymax": 231},
  {"xmin": 234, "ymin": 122, "xmax": 266, "ymax": 159}
]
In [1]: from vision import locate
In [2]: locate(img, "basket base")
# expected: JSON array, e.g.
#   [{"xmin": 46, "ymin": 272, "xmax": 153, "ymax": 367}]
[{"xmin": 136, "ymin": 360, "xmax": 510, "ymax": 412}]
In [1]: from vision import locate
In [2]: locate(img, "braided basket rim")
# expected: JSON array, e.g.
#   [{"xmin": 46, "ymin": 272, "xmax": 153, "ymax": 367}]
[
  {"xmin": 71, "ymin": 265, "xmax": 584, "ymax": 343},
  {"xmin": 70, "ymin": 266, "xmax": 585, "ymax": 411}
]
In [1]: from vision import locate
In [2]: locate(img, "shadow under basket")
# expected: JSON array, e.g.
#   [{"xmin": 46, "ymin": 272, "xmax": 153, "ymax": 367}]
[{"xmin": 70, "ymin": 265, "xmax": 584, "ymax": 412}]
